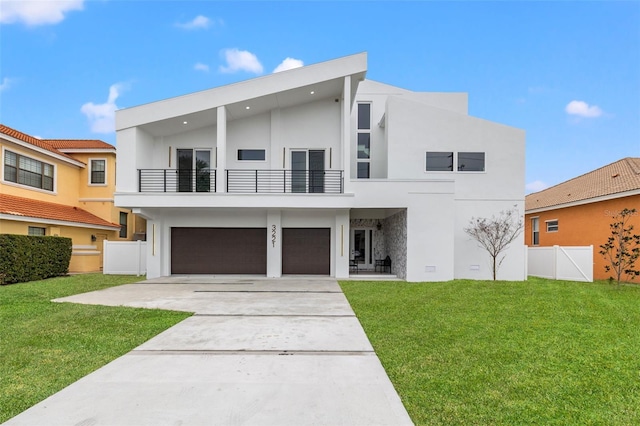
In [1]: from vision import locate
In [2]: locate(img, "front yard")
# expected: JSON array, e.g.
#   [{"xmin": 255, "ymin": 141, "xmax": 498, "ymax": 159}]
[
  {"xmin": 0, "ymin": 274, "xmax": 191, "ymax": 423},
  {"xmin": 340, "ymin": 277, "xmax": 640, "ymax": 425}
]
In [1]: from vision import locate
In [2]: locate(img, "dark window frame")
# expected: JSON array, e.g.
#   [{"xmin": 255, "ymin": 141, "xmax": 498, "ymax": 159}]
[
  {"xmin": 90, "ymin": 159, "xmax": 106, "ymax": 184},
  {"xmin": 237, "ymin": 149, "xmax": 266, "ymax": 161},
  {"xmin": 4, "ymin": 150, "xmax": 54, "ymax": 191},
  {"xmin": 119, "ymin": 212, "xmax": 128, "ymax": 238}
]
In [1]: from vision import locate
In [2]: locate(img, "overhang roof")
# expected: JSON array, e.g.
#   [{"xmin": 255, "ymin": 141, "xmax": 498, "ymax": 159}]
[
  {"xmin": 0, "ymin": 124, "xmax": 115, "ymax": 165},
  {"xmin": 0, "ymin": 193, "xmax": 120, "ymax": 230},
  {"xmin": 526, "ymin": 157, "xmax": 640, "ymax": 212},
  {"xmin": 116, "ymin": 52, "xmax": 368, "ymax": 137}
]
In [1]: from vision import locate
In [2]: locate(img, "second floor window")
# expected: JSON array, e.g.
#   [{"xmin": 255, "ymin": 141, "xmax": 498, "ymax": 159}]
[
  {"xmin": 4, "ymin": 150, "xmax": 54, "ymax": 191},
  {"xmin": 90, "ymin": 159, "xmax": 106, "ymax": 184}
]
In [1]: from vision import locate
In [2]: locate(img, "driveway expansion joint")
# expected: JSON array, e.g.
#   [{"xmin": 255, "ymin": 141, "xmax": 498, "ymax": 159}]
[{"xmin": 131, "ymin": 349, "xmax": 377, "ymax": 356}]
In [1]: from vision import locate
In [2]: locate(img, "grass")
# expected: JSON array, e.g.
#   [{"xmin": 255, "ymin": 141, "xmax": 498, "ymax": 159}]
[
  {"xmin": 340, "ymin": 277, "xmax": 640, "ymax": 425},
  {"xmin": 0, "ymin": 274, "xmax": 191, "ymax": 423}
]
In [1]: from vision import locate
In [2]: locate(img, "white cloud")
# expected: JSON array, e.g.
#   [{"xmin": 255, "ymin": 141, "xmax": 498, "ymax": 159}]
[
  {"xmin": 175, "ymin": 15, "xmax": 211, "ymax": 30},
  {"xmin": 194, "ymin": 62, "xmax": 210, "ymax": 72},
  {"xmin": 80, "ymin": 83, "xmax": 127, "ymax": 134},
  {"xmin": 0, "ymin": 0, "xmax": 84, "ymax": 26},
  {"xmin": 219, "ymin": 48, "xmax": 263, "ymax": 74},
  {"xmin": 273, "ymin": 57, "xmax": 304, "ymax": 73},
  {"xmin": 526, "ymin": 180, "xmax": 549, "ymax": 193},
  {"xmin": 565, "ymin": 100, "xmax": 603, "ymax": 118},
  {"xmin": 0, "ymin": 77, "xmax": 12, "ymax": 91}
]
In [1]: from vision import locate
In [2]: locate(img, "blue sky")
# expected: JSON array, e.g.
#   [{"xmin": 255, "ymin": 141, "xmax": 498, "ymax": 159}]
[{"xmin": 1, "ymin": 1, "xmax": 638, "ymax": 193}]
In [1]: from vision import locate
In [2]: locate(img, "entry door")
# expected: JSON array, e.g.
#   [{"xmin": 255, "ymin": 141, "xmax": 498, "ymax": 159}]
[
  {"xmin": 177, "ymin": 149, "xmax": 211, "ymax": 192},
  {"xmin": 350, "ymin": 228, "xmax": 374, "ymax": 270},
  {"xmin": 291, "ymin": 150, "xmax": 325, "ymax": 193}
]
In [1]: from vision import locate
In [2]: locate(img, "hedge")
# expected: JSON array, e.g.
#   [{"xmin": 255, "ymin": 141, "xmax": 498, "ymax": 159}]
[{"xmin": 0, "ymin": 234, "xmax": 72, "ymax": 285}]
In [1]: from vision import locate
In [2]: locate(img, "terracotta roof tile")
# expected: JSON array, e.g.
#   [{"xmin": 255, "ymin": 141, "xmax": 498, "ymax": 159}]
[
  {"xmin": 46, "ymin": 139, "xmax": 115, "ymax": 150},
  {"xmin": 0, "ymin": 124, "xmax": 113, "ymax": 159},
  {"xmin": 526, "ymin": 157, "xmax": 640, "ymax": 211},
  {"xmin": 0, "ymin": 194, "xmax": 120, "ymax": 229}
]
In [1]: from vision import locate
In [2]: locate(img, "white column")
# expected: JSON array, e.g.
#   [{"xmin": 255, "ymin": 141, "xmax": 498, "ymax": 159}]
[
  {"xmin": 266, "ymin": 210, "xmax": 282, "ymax": 277},
  {"xmin": 334, "ymin": 209, "xmax": 350, "ymax": 278},
  {"xmin": 217, "ymin": 106, "xmax": 227, "ymax": 192},
  {"xmin": 342, "ymin": 76, "xmax": 352, "ymax": 192}
]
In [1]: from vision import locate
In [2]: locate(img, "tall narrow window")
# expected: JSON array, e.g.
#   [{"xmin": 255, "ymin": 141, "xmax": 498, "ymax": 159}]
[
  {"xmin": 90, "ymin": 159, "xmax": 106, "ymax": 184},
  {"xmin": 119, "ymin": 212, "xmax": 128, "ymax": 238},
  {"xmin": 531, "ymin": 217, "xmax": 539, "ymax": 245},
  {"xmin": 357, "ymin": 103, "xmax": 371, "ymax": 179}
]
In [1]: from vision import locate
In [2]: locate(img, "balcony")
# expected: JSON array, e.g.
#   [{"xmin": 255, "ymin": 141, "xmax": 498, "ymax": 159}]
[
  {"xmin": 138, "ymin": 169, "xmax": 216, "ymax": 193},
  {"xmin": 226, "ymin": 169, "xmax": 343, "ymax": 194},
  {"xmin": 137, "ymin": 169, "xmax": 344, "ymax": 194}
]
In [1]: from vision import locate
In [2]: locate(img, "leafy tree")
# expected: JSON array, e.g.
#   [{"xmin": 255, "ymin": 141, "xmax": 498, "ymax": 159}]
[
  {"xmin": 599, "ymin": 208, "xmax": 640, "ymax": 285},
  {"xmin": 464, "ymin": 208, "xmax": 524, "ymax": 280}
]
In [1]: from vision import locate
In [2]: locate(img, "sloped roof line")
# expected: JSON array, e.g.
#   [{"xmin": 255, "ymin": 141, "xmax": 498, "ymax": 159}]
[
  {"xmin": 525, "ymin": 157, "xmax": 640, "ymax": 211},
  {"xmin": 0, "ymin": 193, "xmax": 120, "ymax": 229}
]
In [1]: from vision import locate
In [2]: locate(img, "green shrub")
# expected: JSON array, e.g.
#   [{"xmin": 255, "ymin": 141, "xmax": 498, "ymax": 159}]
[{"xmin": 0, "ymin": 235, "xmax": 72, "ymax": 285}]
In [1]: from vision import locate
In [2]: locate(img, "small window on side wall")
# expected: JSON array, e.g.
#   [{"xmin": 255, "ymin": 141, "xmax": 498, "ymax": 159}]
[
  {"xmin": 90, "ymin": 159, "xmax": 106, "ymax": 184},
  {"xmin": 119, "ymin": 212, "xmax": 128, "ymax": 238},
  {"xmin": 28, "ymin": 226, "xmax": 46, "ymax": 236},
  {"xmin": 458, "ymin": 152, "xmax": 485, "ymax": 172},
  {"xmin": 546, "ymin": 220, "xmax": 558, "ymax": 232},
  {"xmin": 426, "ymin": 152, "xmax": 453, "ymax": 171},
  {"xmin": 237, "ymin": 149, "xmax": 266, "ymax": 161},
  {"xmin": 531, "ymin": 217, "xmax": 539, "ymax": 245}
]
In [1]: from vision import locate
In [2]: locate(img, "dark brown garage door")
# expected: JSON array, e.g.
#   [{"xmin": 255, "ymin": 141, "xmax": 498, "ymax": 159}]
[
  {"xmin": 282, "ymin": 228, "xmax": 330, "ymax": 275},
  {"xmin": 171, "ymin": 228, "xmax": 267, "ymax": 274}
]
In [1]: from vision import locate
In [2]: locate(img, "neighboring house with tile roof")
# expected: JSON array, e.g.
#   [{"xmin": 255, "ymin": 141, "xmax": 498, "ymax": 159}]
[
  {"xmin": 0, "ymin": 124, "xmax": 146, "ymax": 273},
  {"xmin": 525, "ymin": 157, "xmax": 640, "ymax": 281}
]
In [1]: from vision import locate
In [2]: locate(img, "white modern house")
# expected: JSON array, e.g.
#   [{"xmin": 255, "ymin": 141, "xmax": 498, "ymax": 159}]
[{"xmin": 115, "ymin": 52, "xmax": 526, "ymax": 281}]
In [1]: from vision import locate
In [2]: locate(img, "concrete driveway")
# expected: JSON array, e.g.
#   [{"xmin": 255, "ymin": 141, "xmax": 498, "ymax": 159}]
[{"xmin": 5, "ymin": 276, "xmax": 413, "ymax": 426}]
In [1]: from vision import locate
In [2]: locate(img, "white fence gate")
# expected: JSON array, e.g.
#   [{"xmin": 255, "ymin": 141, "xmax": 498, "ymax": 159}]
[
  {"xmin": 527, "ymin": 245, "xmax": 593, "ymax": 282},
  {"xmin": 103, "ymin": 240, "xmax": 146, "ymax": 276}
]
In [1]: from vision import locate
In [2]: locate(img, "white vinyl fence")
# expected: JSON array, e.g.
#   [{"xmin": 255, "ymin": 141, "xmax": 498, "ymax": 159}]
[
  {"xmin": 527, "ymin": 245, "xmax": 593, "ymax": 282},
  {"xmin": 103, "ymin": 240, "xmax": 146, "ymax": 276}
]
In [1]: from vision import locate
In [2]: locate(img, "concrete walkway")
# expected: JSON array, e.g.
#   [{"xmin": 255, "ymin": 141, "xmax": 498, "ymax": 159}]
[{"xmin": 5, "ymin": 277, "xmax": 413, "ymax": 426}]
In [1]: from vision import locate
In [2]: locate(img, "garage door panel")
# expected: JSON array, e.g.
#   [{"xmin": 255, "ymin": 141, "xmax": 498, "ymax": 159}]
[
  {"xmin": 171, "ymin": 228, "xmax": 266, "ymax": 274},
  {"xmin": 282, "ymin": 228, "xmax": 330, "ymax": 275}
]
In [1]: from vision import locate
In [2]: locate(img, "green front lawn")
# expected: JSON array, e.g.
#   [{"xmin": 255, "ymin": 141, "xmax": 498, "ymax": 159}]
[
  {"xmin": 0, "ymin": 274, "xmax": 191, "ymax": 423},
  {"xmin": 340, "ymin": 277, "xmax": 640, "ymax": 425}
]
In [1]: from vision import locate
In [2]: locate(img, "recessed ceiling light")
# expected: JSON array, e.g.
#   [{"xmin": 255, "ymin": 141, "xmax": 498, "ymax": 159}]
[
  {"xmin": 310, "ymin": 90, "xmax": 315, "ymax": 95},
  {"xmin": 245, "ymin": 106, "xmax": 250, "ymax": 110},
  {"xmin": 183, "ymin": 121, "xmax": 188, "ymax": 125}
]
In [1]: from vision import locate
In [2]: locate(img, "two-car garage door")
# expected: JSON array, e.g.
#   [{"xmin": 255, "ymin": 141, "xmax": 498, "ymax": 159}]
[{"xmin": 171, "ymin": 227, "xmax": 330, "ymax": 275}]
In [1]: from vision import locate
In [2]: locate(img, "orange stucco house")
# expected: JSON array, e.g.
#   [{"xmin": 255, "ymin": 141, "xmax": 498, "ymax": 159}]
[
  {"xmin": 0, "ymin": 124, "xmax": 145, "ymax": 273},
  {"xmin": 525, "ymin": 158, "xmax": 640, "ymax": 282}
]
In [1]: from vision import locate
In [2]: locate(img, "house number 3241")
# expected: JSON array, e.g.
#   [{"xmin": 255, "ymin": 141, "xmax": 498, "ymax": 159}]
[{"xmin": 271, "ymin": 225, "xmax": 277, "ymax": 247}]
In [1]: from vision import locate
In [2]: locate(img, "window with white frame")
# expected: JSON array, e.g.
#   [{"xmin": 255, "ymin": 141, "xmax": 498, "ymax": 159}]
[
  {"xmin": 457, "ymin": 152, "xmax": 485, "ymax": 171},
  {"xmin": 531, "ymin": 217, "xmax": 539, "ymax": 245},
  {"xmin": 28, "ymin": 226, "xmax": 46, "ymax": 236},
  {"xmin": 90, "ymin": 159, "xmax": 106, "ymax": 184},
  {"xmin": 3, "ymin": 150, "xmax": 54, "ymax": 191},
  {"xmin": 546, "ymin": 219, "xmax": 558, "ymax": 232},
  {"xmin": 425, "ymin": 152, "xmax": 453, "ymax": 171}
]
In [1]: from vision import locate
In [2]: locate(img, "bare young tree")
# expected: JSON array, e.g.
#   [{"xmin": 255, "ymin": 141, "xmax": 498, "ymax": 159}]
[
  {"xmin": 599, "ymin": 208, "xmax": 640, "ymax": 286},
  {"xmin": 464, "ymin": 208, "xmax": 524, "ymax": 280}
]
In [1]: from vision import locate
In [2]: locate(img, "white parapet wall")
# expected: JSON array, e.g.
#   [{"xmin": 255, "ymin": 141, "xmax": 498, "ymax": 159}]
[
  {"xmin": 103, "ymin": 240, "xmax": 147, "ymax": 276},
  {"xmin": 528, "ymin": 245, "xmax": 593, "ymax": 282}
]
